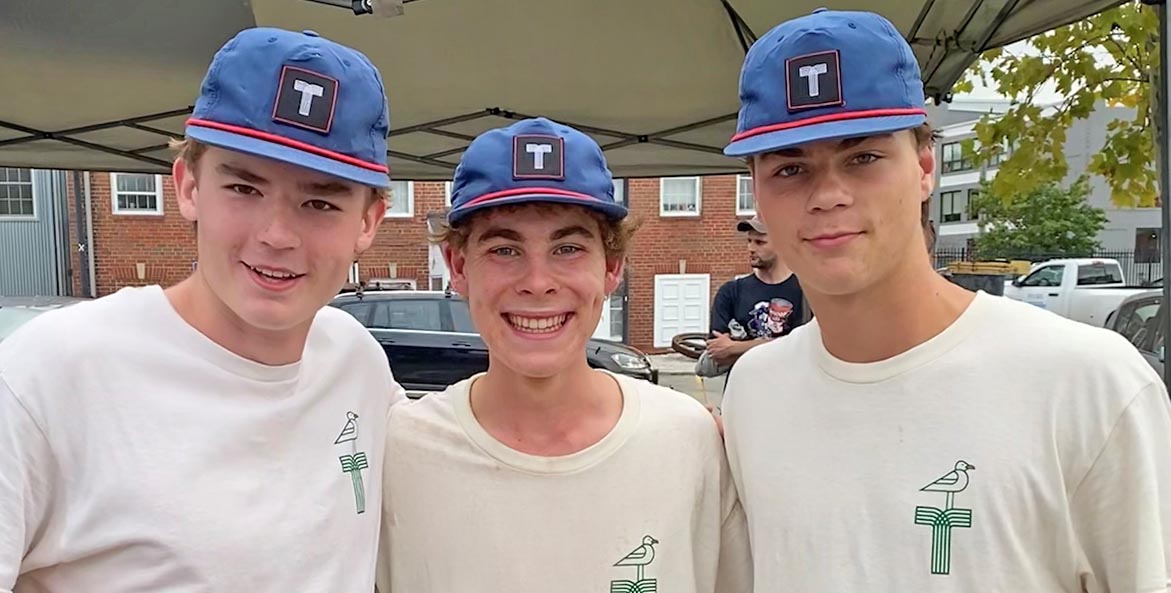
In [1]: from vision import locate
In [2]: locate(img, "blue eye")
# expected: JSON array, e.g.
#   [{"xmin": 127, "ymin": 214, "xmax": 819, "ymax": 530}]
[
  {"xmin": 777, "ymin": 165, "xmax": 802, "ymax": 178},
  {"xmin": 306, "ymin": 200, "xmax": 339, "ymax": 211},
  {"xmin": 228, "ymin": 184, "xmax": 259, "ymax": 195},
  {"xmin": 554, "ymin": 245, "xmax": 582, "ymax": 255}
]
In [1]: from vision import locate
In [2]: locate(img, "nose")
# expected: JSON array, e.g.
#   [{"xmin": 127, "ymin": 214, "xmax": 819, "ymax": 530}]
[
  {"xmin": 256, "ymin": 201, "xmax": 302, "ymax": 250},
  {"xmin": 515, "ymin": 253, "xmax": 559, "ymax": 296},
  {"xmin": 805, "ymin": 167, "xmax": 854, "ymax": 213}
]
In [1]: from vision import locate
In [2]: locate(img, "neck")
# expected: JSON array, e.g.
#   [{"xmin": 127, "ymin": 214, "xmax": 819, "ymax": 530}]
[
  {"xmin": 807, "ymin": 255, "xmax": 976, "ymax": 364},
  {"xmin": 755, "ymin": 262, "xmax": 793, "ymax": 284},
  {"xmin": 164, "ymin": 272, "xmax": 311, "ymax": 366},
  {"xmin": 470, "ymin": 359, "xmax": 623, "ymax": 456}
]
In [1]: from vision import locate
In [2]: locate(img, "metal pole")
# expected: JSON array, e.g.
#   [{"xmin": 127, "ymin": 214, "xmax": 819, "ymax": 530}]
[{"xmin": 1153, "ymin": 0, "xmax": 1171, "ymax": 394}]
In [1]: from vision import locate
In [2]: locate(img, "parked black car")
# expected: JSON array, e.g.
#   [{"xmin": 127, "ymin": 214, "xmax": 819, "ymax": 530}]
[{"xmin": 330, "ymin": 290, "xmax": 658, "ymax": 394}]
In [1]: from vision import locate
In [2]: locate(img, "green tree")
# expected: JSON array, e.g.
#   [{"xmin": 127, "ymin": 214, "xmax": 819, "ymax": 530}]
[
  {"xmin": 971, "ymin": 178, "xmax": 1108, "ymax": 258},
  {"xmin": 953, "ymin": 1, "xmax": 1158, "ymax": 208}
]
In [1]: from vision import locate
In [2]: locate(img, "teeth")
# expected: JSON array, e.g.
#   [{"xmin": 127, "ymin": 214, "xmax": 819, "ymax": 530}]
[
  {"xmin": 507, "ymin": 314, "xmax": 568, "ymax": 333},
  {"xmin": 249, "ymin": 265, "xmax": 298, "ymax": 280}
]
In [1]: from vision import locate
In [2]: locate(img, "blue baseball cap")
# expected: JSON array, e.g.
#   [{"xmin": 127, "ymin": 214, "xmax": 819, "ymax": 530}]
[
  {"xmin": 724, "ymin": 8, "xmax": 927, "ymax": 157},
  {"xmin": 185, "ymin": 27, "xmax": 391, "ymax": 188},
  {"xmin": 446, "ymin": 117, "xmax": 628, "ymax": 226}
]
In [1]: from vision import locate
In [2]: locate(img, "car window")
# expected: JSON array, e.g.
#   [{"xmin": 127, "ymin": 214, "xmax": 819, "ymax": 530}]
[
  {"xmin": 449, "ymin": 299, "xmax": 478, "ymax": 334},
  {"xmin": 336, "ymin": 302, "xmax": 375, "ymax": 325},
  {"xmin": 1077, "ymin": 262, "xmax": 1124, "ymax": 286},
  {"xmin": 1116, "ymin": 298, "xmax": 1161, "ymax": 349},
  {"xmin": 1021, "ymin": 265, "xmax": 1064, "ymax": 287},
  {"xmin": 373, "ymin": 300, "xmax": 443, "ymax": 331}
]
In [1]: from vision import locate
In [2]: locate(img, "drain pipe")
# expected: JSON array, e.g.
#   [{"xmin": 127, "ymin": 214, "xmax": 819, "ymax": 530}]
[{"xmin": 84, "ymin": 172, "xmax": 96, "ymax": 297}]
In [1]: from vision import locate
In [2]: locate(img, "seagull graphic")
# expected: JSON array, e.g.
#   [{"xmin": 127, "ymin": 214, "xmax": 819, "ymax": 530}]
[
  {"xmin": 614, "ymin": 535, "xmax": 659, "ymax": 582},
  {"xmin": 921, "ymin": 460, "xmax": 975, "ymax": 510}
]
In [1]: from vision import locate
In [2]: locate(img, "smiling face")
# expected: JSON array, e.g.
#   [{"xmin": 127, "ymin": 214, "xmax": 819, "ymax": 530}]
[
  {"xmin": 445, "ymin": 203, "xmax": 624, "ymax": 379},
  {"xmin": 173, "ymin": 146, "xmax": 385, "ymax": 333},
  {"xmin": 749, "ymin": 130, "xmax": 935, "ymax": 298}
]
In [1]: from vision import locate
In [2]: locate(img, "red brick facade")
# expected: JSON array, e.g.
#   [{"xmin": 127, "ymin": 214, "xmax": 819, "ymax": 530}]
[{"xmin": 66, "ymin": 172, "xmax": 755, "ymax": 352}]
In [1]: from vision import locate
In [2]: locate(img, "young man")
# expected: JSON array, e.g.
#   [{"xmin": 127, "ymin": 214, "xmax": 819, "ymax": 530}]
[
  {"xmin": 721, "ymin": 8, "xmax": 1171, "ymax": 592},
  {"xmin": 0, "ymin": 27, "xmax": 404, "ymax": 591},
  {"xmin": 375, "ymin": 117, "xmax": 751, "ymax": 593},
  {"xmin": 707, "ymin": 216, "xmax": 806, "ymax": 370}
]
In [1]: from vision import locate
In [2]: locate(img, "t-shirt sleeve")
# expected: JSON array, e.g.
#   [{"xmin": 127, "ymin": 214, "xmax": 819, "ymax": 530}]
[
  {"xmin": 716, "ymin": 443, "xmax": 753, "ymax": 593},
  {"xmin": 0, "ymin": 375, "xmax": 55, "ymax": 591},
  {"xmin": 710, "ymin": 282, "xmax": 736, "ymax": 336},
  {"xmin": 1069, "ymin": 381, "xmax": 1171, "ymax": 593}
]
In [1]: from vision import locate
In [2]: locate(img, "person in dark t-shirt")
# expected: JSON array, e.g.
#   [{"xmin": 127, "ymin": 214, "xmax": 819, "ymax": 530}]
[{"xmin": 707, "ymin": 216, "xmax": 807, "ymax": 369}]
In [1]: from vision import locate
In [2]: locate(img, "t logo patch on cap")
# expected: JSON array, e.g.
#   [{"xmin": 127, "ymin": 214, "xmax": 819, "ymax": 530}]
[
  {"xmin": 272, "ymin": 65, "xmax": 339, "ymax": 134},
  {"xmin": 786, "ymin": 50, "xmax": 843, "ymax": 111},
  {"xmin": 513, "ymin": 134, "xmax": 564, "ymax": 180}
]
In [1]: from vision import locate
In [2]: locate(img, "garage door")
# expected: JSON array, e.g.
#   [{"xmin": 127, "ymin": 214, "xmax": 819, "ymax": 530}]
[{"xmin": 653, "ymin": 274, "xmax": 710, "ymax": 348}]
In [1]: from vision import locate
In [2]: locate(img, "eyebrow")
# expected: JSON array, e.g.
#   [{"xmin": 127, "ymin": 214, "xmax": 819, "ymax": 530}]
[
  {"xmin": 767, "ymin": 133, "xmax": 894, "ymax": 158},
  {"xmin": 217, "ymin": 163, "xmax": 268, "ymax": 185},
  {"xmin": 217, "ymin": 162, "xmax": 354, "ymax": 196},
  {"xmin": 475, "ymin": 224, "xmax": 597, "ymax": 244}
]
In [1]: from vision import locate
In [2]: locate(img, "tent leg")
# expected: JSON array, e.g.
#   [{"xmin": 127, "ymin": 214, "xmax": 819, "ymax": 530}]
[{"xmin": 1153, "ymin": 0, "xmax": 1171, "ymax": 395}]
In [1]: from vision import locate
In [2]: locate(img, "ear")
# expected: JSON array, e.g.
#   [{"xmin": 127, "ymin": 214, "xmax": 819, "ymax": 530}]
[
  {"xmin": 917, "ymin": 139, "xmax": 936, "ymax": 204},
  {"xmin": 355, "ymin": 192, "xmax": 387, "ymax": 255},
  {"xmin": 604, "ymin": 254, "xmax": 626, "ymax": 295},
  {"xmin": 173, "ymin": 157, "xmax": 199, "ymax": 223},
  {"xmin": 444, "ymin": 242, "xmax": 469, "ymax": 295}
]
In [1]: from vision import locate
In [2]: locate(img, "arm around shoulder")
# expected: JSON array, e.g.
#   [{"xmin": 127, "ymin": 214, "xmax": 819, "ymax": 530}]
[{"xmin": 1069, "ymin": 381, "xmax": 1171, "ymax": 592}]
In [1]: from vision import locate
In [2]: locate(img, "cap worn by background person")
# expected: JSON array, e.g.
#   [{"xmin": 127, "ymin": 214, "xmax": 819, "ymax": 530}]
[{"xmin": 737, "ymin": 216, "xmax": 768, "ymax": 234}]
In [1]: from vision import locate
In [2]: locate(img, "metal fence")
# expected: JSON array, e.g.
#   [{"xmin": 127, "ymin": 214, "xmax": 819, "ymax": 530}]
[{"xmin": 932, "ymin": 248, "xmax": 1163, "ymax": 286}]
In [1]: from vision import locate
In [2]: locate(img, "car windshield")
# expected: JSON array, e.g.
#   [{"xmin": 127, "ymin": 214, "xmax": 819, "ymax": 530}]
[{"xmin": 0, "ymin": 307, "xmax": 46, "ymax": 340}]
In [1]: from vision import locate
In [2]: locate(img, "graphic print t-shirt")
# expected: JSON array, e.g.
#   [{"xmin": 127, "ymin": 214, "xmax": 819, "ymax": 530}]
[{"xmin": 710, "ymin": 273, "xmax": 805, "ymax": 339}]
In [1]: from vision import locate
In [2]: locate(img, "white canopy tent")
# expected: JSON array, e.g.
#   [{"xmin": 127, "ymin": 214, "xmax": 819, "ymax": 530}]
[{"xmin": 0, "ymin": 0, "xmax": 1130, "ymax": 180}]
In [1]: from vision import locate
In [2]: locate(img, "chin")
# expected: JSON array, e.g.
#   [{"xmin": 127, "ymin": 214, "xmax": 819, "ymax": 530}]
[
  {"xmin": 228, "ymin": 296, "xmax": 320, "ymax": 333},
  {"xmin": 493, "ymin": 351, "xmax": 580, "ymax": 379}
]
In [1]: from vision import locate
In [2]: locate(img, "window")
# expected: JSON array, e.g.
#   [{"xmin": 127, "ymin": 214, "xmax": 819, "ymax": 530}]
[
  {"xmin": 110, "ymin": 173, "xmax": 163, "ymax": 215},
  {"xmin": 449, "ymin": 299, "xmax": 478, "ymax": 334},
  {"xmin": 1114, "ymin": 297, "xmax": 1161, "ymax": 349},
  {"xmin": 1076, "ymin": 262, "xmax": 1124, "ymax": 286},
  {"xmin": 940, "ymin": 190, "xmax": 962, "ymax": 223},
  {"xmin": 941, "ymin": 142, "xmax": 973, "ymax": 174},
  {"xmin": 967, "ymin": 189, "xmax": 981, "ymax": 220},
  {"xmin": 987, "ymin": 139, "xmax": 1013, "ymax": 167},
  {"xmin": 612, "ymin": 179, "xmax": 626, "ymax": 207},
  {"xmin": 1136, "ymin": 228, "xmax": 1161, "ymax": 264},
  {"xmin": 373, "ymin": 299, "xmax": 442, "ymax": 331},
  {"xmin": 608, "ymin": 292, "xmax": 624, "ymax": 339},
  {"xmin": 0, "ymin": 168, "xmax": 34, "ymax": 218},
  {"xmin": 444, "ymin": 181, "xmax": 453, "ymax": 207},
  {"xmin": 659, "ymin": 177, "xmax": 700, "ymax": 216},
  {"xmin": 337, "ymin": 302, "xmax": 376, "ymax": 325},
  {"xmin": 1021, "ymin": 265, "xmax": 1064, "ymax": 287},
  {"xmin": 737, "ymin": 175, "xmax": 754, "ymax": 215},
  {"xmin": 385, "ymin": 181, "xmax": 413, "ymax": 217}
]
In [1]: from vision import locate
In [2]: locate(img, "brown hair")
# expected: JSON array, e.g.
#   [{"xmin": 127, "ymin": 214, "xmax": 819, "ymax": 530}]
[
  {"xmin": 430, "ymin": 202, "xmax": 642, "ymax": 260},
  {"xmin": 912, "ymin": 123, "xmax": 939, "ymax": 252},
  {"xmin": 169, "ymin": 137, "xmax": 388, "ymax": 205}
]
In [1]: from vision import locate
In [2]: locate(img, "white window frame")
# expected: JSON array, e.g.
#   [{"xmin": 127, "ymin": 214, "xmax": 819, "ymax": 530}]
[
  {"xmin": 612, "ymin": 179, "xmax": 626, "ymax": 207},
  {"xmin": 110, "ymin": 173, "xmax": 164, "ymax": 216},
  {"xmin": 444, "ymin": 181, "xmax": 453, "ymax": 207},
  {"xmin": 384, "ymin": 180, "xmax": 414, "ymax": 218},
  {"xmin": 736, "ymin": 174, "xmax": 755, "ymax": 216},
  {"xmin": 659, "ymin": 176, "xmax": 701, "ymax": 217},
  {"xmin": 0, "ymin": 167, "xmax": 37, "ymax": 221}
]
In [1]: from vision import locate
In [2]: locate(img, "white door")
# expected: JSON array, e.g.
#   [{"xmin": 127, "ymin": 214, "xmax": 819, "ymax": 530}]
[
  {"xmin": 653, "ymin": 274, "xmax": 710, "ymax": 348},
  {"xmin": 593, "ymin": 299, "xmax": 613, "ymax": 339},
  {"xmin": 428, "ymin": 243, "xmax": 450, "ymax": 291}
]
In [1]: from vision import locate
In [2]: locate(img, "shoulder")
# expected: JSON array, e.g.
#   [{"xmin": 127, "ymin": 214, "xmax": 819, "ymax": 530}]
[
  {"xmin": 616, "ymin": 373, "xmax": 722, "ymax": 436},
  {"xmin": 387, "ymin": 381, "xmax": 462, "ymax": 436},
  {"xmin": 308, "ymin": 304, "xmax": 384, "ymax": 360}
]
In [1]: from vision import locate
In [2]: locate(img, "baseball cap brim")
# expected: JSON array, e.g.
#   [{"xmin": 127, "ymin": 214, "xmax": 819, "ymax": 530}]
[
  {"xmin": 723, "ymin": 113, "xmax": 927, "ymax": 158},
  {"xmin": 448, "ymin": 191, "xmax": 628, "ymax": 226},
  {"xmin": 186, "ymin": 124, "xmax": 390, "ymax": 189},
  {"xmin": 737, "ymin": 219, "xmax": 766, "ymax": 233}
]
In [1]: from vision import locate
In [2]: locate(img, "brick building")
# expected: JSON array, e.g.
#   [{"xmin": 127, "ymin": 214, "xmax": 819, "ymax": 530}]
[{"xmin": 7, "ymin": 168, "xmax": 759, "ymax": 352}]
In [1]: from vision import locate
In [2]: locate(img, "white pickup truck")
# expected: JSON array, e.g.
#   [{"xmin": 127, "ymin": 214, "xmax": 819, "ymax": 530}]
[{"xmin": 1002, "ymin": 258, "xmax": 1155, "ymax": 327}]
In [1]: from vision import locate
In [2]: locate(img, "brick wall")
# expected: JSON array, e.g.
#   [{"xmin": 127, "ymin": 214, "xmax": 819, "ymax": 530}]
[
  {"xmin": 625, "ymin": 176, "xmax": 752, "ymax": 351},
  {"xmin": 67, "ymin": 172, "xmax": 752, "ymax": 353}
]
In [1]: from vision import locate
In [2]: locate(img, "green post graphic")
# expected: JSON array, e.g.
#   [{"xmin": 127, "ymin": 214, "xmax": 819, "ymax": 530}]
[
  {"xmin": 339, "ymin": 452, "xmax": 369, "ymax": 514},
  {"xmin": 914, "ymin": 460, "xmax": 975, "ymax": 575},
  {"xmin": 610, "ymin": 535, "xmax": 659, "ymax": 593}
]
